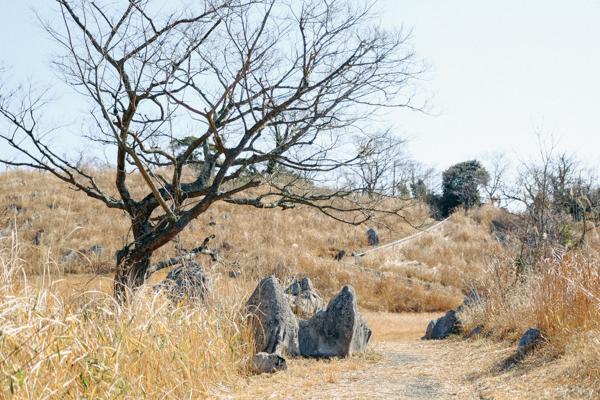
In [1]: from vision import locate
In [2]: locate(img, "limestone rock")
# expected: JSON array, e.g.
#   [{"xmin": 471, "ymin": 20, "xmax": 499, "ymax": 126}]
[
  {"xmin": 421, "ymin": 310, "xmax": 459, "ymax": 340},
  {"xmin": 20, "ymin": 221, "xmax": 33, "ymax": 231},
  {"xmin": 298, "ymin": 285, "xmax": 371, "ymax": 357},
  {"xmin": 246, "ymin": 275, "xmax": 300, "ymax": 356},
  {"xmin": 366, "ymin": 228, "xmax": 379, "ymax": 246},
  {"xmin": 154, "ymin": 262, "xmax": 211, "ymax": 302},
  {"xmin": 251, "ymin": 352, "xmax": 288, "ymax": 373},
  {"xmin": 90, "ymin": 245, "xmax": 104, "ymax": 255},
  {"xmin": 517, "ymin": 328, "xmax": 542, "ymax": 358},
  {"xmin": 60, "ymin": 249, "xmax": 81, "ymax": 264},
  {"xmin": 285, "ymin": 277, "xmax": 325, "ymax": 318},
  {"xmin": 33, "ymin": 230, "xmax": 46, "ymax": 245}
]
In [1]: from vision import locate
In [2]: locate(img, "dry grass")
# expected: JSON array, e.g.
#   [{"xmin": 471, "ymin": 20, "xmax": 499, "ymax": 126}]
[
  {"xmin": 0, "ymin": 169, "xmax": 477, "ymax": 312},
  {"xmin": 0, "ymin": 237, "xmax": 254, "ymax": 399},
  {"xmin": 458, "ymin": 251, "xmax": 600, "ymax": 397}
]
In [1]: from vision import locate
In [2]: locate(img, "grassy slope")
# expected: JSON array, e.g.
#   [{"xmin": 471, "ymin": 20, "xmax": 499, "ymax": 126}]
[{"xmin": 3, "ymin": 169, "xmax": 599, "ymax": 397}]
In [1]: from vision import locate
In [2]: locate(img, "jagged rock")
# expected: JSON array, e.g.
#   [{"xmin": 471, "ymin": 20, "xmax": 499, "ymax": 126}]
[
  {"xmin": 90, "ymin": 245, "xmax": 104, "ymax": 255},
  {"xmin": 6, "ymin": 204, "xmax": 23, "ymax": 213},
  {"xmin": 60, "ymin": 249, "xmax": 81, "ymax": 264},
  {"xmin": 33, "ymin": 229, "xmax": 46, "ymax": 246},
  {"xmin": 154, "ymin": 262, "xmax": 211, "ymax": 302},
  {"xmin": 366, "ymin": 228, "xmax": 379, "ymax": 246},
  {"xmin": 246, "ymin": 275, "xmax": 300, "ymax": 356},
  {"xmin": 298, "ymin": 285, "xmax": 371, "ymax": 357},
  {"xmin": 20, "ymin": 221, "xmax": 33, "ymax": 231},
  {"xmin": 285, "ymin": 277, "xmax": 326, "ymax": 318},
  {"xmin": 517, "ymin": 328, "xmax": 542, "ymax": 358},
  {"xmin": 466, "ymin": 325, "xmax": 484, "ymax": 339},
  {"xmin": 421, "ymin": 310, "xmax": 460, "ymax": 340},
  {"xmin": 457, "ymin": 288, "xmax": 482, "ymax": 312},
  {"xmin": 251, "ymin": 352, "xmax": 288, "ymax": 373}
]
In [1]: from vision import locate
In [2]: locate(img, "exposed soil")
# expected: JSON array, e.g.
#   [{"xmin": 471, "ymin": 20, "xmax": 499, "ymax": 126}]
[{"xmin": 236, "ymin": 313, "xmax": 591, "ymax": 400}]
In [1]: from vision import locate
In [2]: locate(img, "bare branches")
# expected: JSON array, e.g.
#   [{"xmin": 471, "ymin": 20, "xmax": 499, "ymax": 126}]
[{"xmin": 1, "ymin": 0, "xmax": 429, "ymax": 296}]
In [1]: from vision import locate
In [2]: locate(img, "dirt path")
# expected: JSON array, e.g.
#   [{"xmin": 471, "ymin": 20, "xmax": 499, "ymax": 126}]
[
  {"xmin": 235, "ymin": 312, "xmax": 588, "ymax": 400},
  {"xmin": 237, "ymin": 313, "xmax": 484, "ymax": 399}
]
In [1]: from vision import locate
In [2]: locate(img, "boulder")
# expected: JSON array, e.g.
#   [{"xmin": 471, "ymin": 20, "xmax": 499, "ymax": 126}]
[
  {"xmin": 517, "ymin": 328, "xmax": 542, "ymax": 358},
  {"xmin": 251, "ymin": 352, "xmax": 288, "ymax": 373},
  {"xmin": 298, "ymin": 285, "xmax": 371, "ymax": 357},
  {"xmin": 246, "ymin": 275, "xmax": 300, "ymax": 356},
  {"xmin": 421, "ymin": 310, "xmax": 460, "ymax": 340},
  {"xmin": 366, "ymin": 228, "xmax": 379, "ymax": 246},
  {"xmin": 284, "ymin": 277, "xmax": 326, "ymax": 318},
  {"xmin": 154, "ymin": 262, "xmax": 211, "ymax": 302}
]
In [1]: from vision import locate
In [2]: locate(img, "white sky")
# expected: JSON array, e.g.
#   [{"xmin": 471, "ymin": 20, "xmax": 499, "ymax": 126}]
[{"xmin": 1, "ymin": 0, "xmax": 600, "ymax": 174}]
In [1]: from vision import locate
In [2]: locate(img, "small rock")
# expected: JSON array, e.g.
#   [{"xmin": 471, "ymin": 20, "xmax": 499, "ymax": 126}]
[
  {"xmin": 90, "ymin": 245, "xmax": 103, "ymax": 255},
  {"xmin": 421, "ymin": 310, "xmax": 459, "ymax": 340},
  {"xmin": 188, "ymin": 223, "xmax": 194, "ymax": 232},
  {"xmin": 245, "ymin": 276, "xmax": 300, "ymax": 356},
  {"xmin": 221, "ymin": 241, "xmax": 232, "ymax": 250},
  {"xmin": 209, "ymin": 222, "xmax": 216, "ymax": 226},
  {"xmin": 60, "ymin": 250, "xmax": 81, "ymax": 264},
  {"xmin": 47, "ymin": 204, "xmax": 58, "ymax": 210},
  {"xmin": 517, "ymin": 328, "xmax": 542, "ymax": 358},
  {"xmin": 334, "ymin": 250, "xmax": 346, "ymax": 260},
  {"xmin": 251, "ymin": 352, "xmax": 288, "ymax": 373},
  {"xmin": 298, "ymin": 285, "xmax": 372, "ymax": 357},
  {"xmin": 221, "ymin": 212, "xmax": 229, "ymax": 219},
  {"xmin": 229, "ymin": 271, "xmax": 239, "ymax": 278},
  {"xmin": 291, "ymin": 243, "xmax": 298, "ymax": 248},
  {"xmin": 20, "ymin": 221, "xmax": 33, "ymax": 231},
  {"xmin": 366, "ymin": 228, "xmax": 379, "ymax": 246},
  {"xmin": 154, "ymin": 262, "xmax": 211, "ymax": 303},
  {"xmin": 484, "ymin": 329, "xmax": 495, "ymax": 338},
  {"xmin": 33, "ymin": 230, "xmax": 46, "ymax": 246},
  {"xmin": 30, "ymin": 191, "xmax": 39, "ymax": 197},
  {"xmin": 6, "ymin": 204, "xmax": 23, "ymax": 213},
  {"xmin": 466, "ymin": 325, "xmax": 483, "ymax": 339}
]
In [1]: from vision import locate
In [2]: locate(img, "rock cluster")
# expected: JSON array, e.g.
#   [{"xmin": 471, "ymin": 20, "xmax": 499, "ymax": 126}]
[
  {"xmin": 284, "ymin": 277, "xmax": 325, "ymax": 318},
  {"xmin": 246, "ymin": 276, "xmax": 371, "ymax": 373}
]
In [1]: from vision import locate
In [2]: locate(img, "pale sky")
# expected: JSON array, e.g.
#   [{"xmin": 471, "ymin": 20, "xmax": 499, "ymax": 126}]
[{"xmin": 1, "ymin": 0, "xmax": 600, "ymax": 174}]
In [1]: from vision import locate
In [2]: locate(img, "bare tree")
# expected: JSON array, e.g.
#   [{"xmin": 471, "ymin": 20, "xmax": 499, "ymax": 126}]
[
  {"xmin": 482, "ymin": 152, "xmax": 510, "ymax": 207},
  {"xmin": 0, "ymin": 0, "xmax": 427, "ymax": 301},
  {"xmin": 344, "ymin": 129, "xmax": 408, "ymax": 196}
]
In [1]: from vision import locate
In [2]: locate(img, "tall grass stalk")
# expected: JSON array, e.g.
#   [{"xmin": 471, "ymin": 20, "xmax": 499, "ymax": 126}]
[{"xmin": 0, "ymin": 234, "xmax": 252, "ymax": 399}]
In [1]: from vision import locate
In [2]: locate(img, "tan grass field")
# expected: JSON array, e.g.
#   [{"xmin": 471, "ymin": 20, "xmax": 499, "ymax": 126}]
[{"xmin": 2, "ymin": 169, "xmax": 600, "ymax": 398}]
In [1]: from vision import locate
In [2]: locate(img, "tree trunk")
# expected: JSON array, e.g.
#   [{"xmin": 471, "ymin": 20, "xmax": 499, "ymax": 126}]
[{"xmin": 114, "ymin": 248, "xmax": 153, "ymax": 303}]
